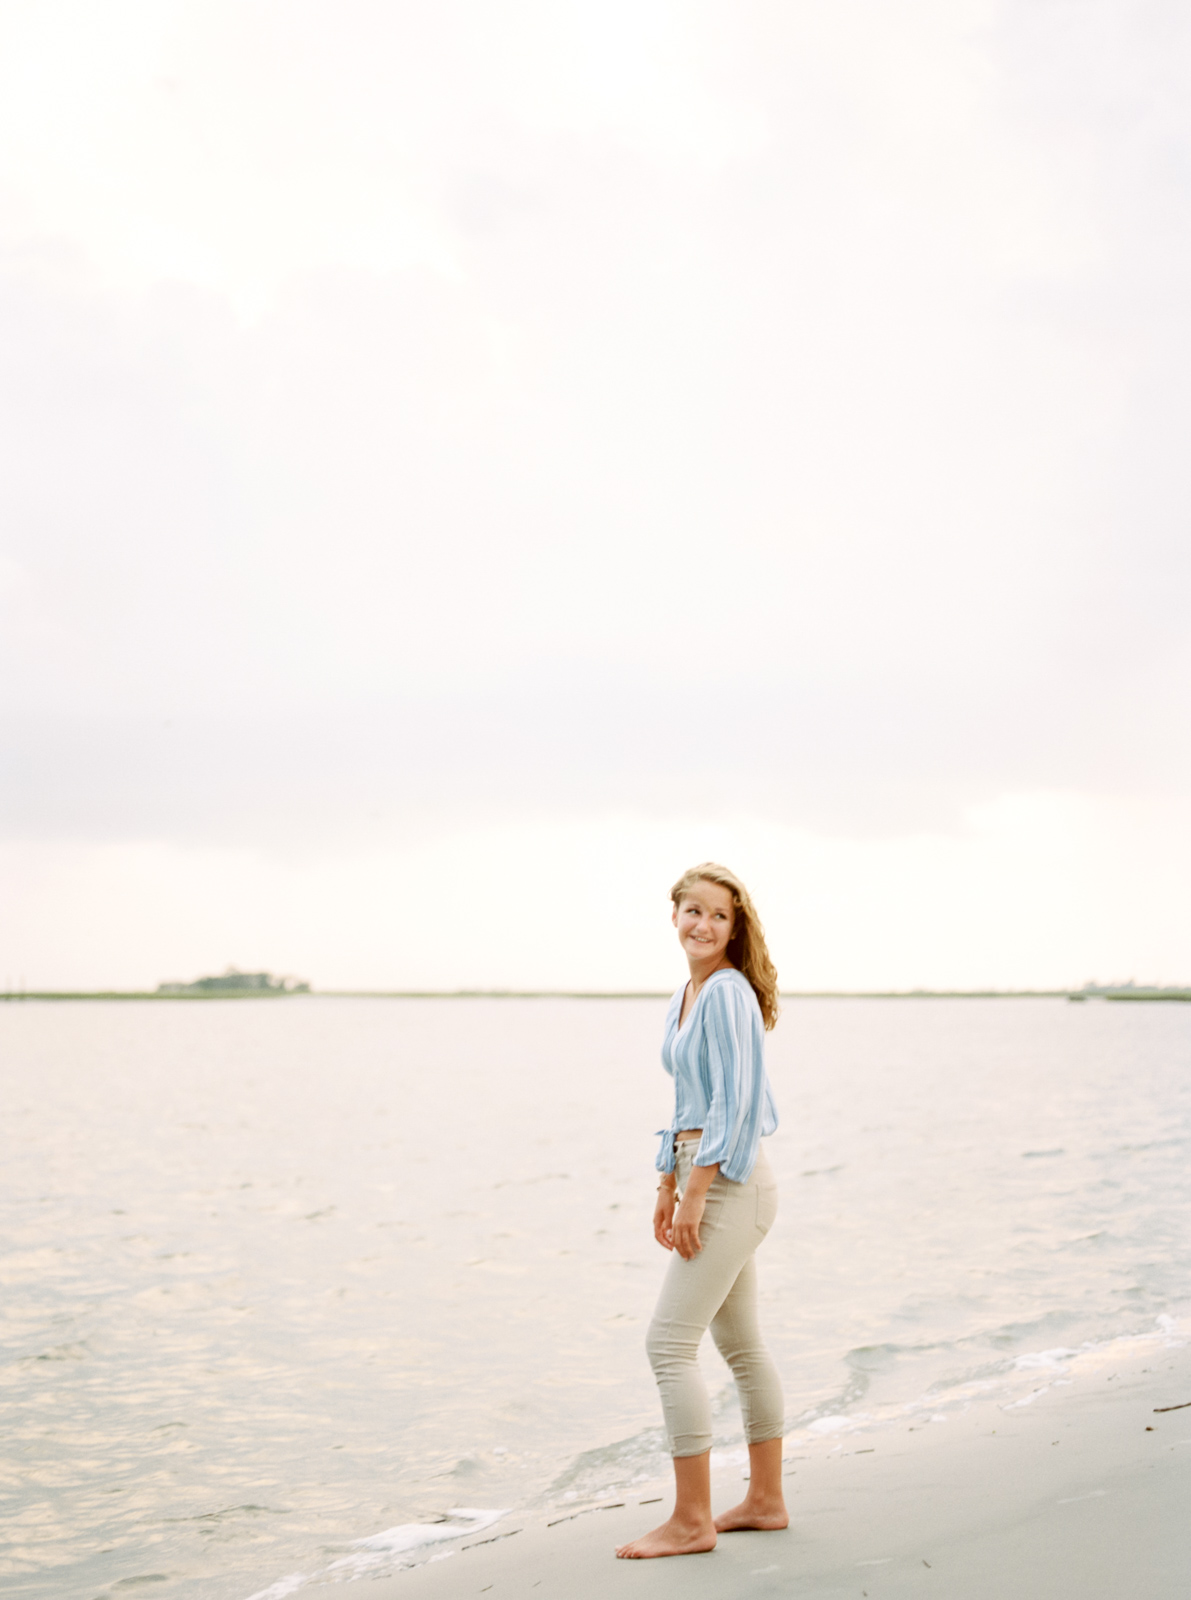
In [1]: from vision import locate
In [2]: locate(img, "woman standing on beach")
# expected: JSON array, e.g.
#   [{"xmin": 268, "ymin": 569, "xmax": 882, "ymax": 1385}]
[{"xmin": 616, "ymin": 863, "xmax": 786, "ymax": 1560}]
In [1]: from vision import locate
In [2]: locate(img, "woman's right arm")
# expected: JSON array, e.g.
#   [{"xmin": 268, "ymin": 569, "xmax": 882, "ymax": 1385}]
[{"xmin": 653, "ymin": 1179, "xmax": 677, "ymax": 1249}]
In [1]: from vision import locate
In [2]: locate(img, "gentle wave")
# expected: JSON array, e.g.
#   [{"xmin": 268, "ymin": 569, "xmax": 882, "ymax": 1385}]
[
  {"xmin": 787, "ymin": 1315, "xmax": 1190, "ymax": 1441},
  {"xmin": 245, "ymin": 1315, "xmax": 1189, "ymax": 1598},
  {"xmin": 548, "ymin": 1313, "xmax": 1190, "ymax": 1500}
]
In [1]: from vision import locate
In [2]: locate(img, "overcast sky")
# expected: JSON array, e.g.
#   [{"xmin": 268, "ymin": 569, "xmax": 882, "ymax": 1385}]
[{"xmin": 3, "ymin": 0, "xmax": 1189, "ymax": 991}]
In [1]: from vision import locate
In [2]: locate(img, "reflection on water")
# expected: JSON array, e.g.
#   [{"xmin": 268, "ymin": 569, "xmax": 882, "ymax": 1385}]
[{"xmin": 1, "ymin": 996, "xmax": 1189, "ymax": 1597}]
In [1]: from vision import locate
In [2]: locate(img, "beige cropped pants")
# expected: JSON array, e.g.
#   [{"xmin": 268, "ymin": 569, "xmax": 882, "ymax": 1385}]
[{"xmin": 646, "ymin": 1141, "xmax": 784, "ymax": 1458}]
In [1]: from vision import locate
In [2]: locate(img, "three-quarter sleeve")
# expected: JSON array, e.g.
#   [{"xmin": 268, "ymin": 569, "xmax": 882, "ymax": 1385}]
[{"xmin": 693, "ymin": 978, "xmax": 765, "ymax": 1182}]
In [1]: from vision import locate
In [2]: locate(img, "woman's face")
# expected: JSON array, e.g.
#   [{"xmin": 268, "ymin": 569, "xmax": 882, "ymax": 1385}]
[{"xmin": 672, "ymin": 879, "xmax": 736, "ymax": 966}]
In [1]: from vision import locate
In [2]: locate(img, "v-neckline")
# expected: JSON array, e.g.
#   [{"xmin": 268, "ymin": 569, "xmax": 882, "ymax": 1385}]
[{"xmin": 676, "ymin": 968, "xmax": 729, "ymax": 1036}]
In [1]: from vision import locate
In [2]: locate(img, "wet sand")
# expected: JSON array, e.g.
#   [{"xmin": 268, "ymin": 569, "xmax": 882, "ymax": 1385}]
[{"xmin": 324, "ymin": 1339, "xmax": 1191, "ymax": 1599}]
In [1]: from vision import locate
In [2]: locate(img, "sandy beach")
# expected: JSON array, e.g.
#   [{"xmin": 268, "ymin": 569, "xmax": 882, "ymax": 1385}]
[{"xmin": 331, "ymin": 1337, "xmax": 1191, "ymax": 1600}]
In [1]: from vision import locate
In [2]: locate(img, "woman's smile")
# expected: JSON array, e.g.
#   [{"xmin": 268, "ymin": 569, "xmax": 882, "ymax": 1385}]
[{"xmin": 673, "ymin": 880, "xmax": 737, "ymax": 970}]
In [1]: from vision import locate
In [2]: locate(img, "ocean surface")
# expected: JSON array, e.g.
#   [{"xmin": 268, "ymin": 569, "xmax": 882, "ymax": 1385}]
[{"xmin": 2, "ymin": 995, "xmax": 1189, "ymax": 1598}]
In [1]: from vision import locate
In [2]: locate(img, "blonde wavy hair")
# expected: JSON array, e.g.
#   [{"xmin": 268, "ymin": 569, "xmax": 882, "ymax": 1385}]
[{"xmin": 670, "ymin": 862, "xmax": 780, "ymax": 1031}]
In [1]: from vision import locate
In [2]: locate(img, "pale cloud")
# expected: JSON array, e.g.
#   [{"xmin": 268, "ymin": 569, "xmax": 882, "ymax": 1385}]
[
  {"xmin": 0, "ymin": 0, "xmax": 759, "ymax": 308},
  {"xmin": 2, "ymin": 2, "xmax": 1189, "ymax": 986}
]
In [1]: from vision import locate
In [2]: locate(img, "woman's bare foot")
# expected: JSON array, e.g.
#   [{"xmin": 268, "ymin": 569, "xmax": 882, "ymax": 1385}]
[
  {"xmin": 715, "ymin": 1440, "xmax": 789, "ymax": 1531},
  {"xmin": 714, "ymin": 1494, "xmax": 789, "ymax": 1533},
  {"xmin": 615, "ymin": 1514, "xmax": 717, "ymax": 1559}
]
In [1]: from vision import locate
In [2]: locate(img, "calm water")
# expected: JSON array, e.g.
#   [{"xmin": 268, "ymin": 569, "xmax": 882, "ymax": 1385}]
[{"xmin": 2, "ymin": 996, "xmax": 1190, "ymax": 1598}]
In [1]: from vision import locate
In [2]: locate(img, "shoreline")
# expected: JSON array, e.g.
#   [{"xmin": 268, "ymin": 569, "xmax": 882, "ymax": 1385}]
[
  {"xmin": 7, "ymin": 989, "xmax": 1189, "ymax": 1003},
  {"xmin": 284, "ymin": 1330, "xmax": 1191, "ymax": 1600}
]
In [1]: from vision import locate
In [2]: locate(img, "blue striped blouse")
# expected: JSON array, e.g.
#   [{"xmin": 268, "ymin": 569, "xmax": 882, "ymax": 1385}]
[{"xmin": 655, "ymin": 968, "xmax": 779, "ymax": 1184}]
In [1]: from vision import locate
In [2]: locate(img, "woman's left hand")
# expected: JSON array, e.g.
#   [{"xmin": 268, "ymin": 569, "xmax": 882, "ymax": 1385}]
[{"xmin": 671, "ymin": 1190, "xmax": 706, "ymax": 1260}]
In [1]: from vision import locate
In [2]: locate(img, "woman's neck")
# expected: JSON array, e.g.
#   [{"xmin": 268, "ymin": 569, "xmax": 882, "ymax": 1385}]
[{"xmin": 687, "ymin": 955, "xmax": 733, "ymax": 995}]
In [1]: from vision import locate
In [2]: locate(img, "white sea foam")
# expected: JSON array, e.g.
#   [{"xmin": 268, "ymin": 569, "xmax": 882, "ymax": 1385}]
[
  {"xmin": 808, "ymin": 1415, "xmax": 851, "ymax": 1434},
  {"xmin": 1003, "ymin": 1386, "xmax": 1050, "ymax": 1409},
  {"xmin": 243, "ymin": 1574, "xmax": 310, "ymax": 1600},
  {"xmin": 242, "ymin": 1510, "xmax": 508, "ymax": 1597},
  {"xmin": 1014, "ymin": 1348, "xmax": 1078, "ymax": 1371},
  {"xmin": 327, "ymin": 1508, "xmax": 508, "ymax": 1577}
]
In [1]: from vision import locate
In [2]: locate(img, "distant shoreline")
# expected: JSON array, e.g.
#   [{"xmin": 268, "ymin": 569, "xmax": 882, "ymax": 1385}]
[{"xmin": 4, "ymin": 988, "xmax": 1190, "ymax": 1003}]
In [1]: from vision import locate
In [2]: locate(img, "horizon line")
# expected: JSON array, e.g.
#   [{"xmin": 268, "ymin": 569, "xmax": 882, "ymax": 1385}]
[{"xmin": 4, "ymin": 987, "xmax": 1190, "ymax": 1003}]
